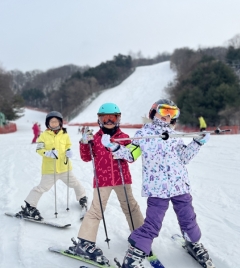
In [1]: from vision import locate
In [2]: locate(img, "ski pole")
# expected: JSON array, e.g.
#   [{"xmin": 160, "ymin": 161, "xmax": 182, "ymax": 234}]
[
  {"xmin": 64, "ymin": 156, "xmax": 70, "ymax": 212},
  {"xmin": 52, "ymin": 148, "xmax": 58, "ymax": 218},
  {"xmin": 111, "ymin": 128, "xmax": 231, "ymax": 142},
  {"xmin": 67, "ymin": 158, "xmax": 69, "ymax": 211},
  {"xmin": 64, "ymin": 149, "xmax": 71, "ymax": 211},
  {"xmin": 117, "ymin": 160, "xmax": 135, "ymax": 231},
  {"xmin": 89, "ymin": 142, "xmax": 111, "ymax": 248}
]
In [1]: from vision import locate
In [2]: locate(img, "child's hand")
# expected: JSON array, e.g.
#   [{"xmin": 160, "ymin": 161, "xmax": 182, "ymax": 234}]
[
  {"xmin": 101, "ymin": 134, "xmax": 120, "ymax": 151},
  {"xmin": 44, "ymin": 149, "xmax": 58, "ymax": 158},
  {"xmin": 194, "ymin": 133, "xmax": 210, "ymax": 145},
  {"xmin": 66, "ymin": 149, "xmax": 73, "ymax": 158},
  {"xmin": 80, "ymin": 126, "xmax": 94, "ymax": 144},
  {"xmin": 101, "ymin": 134, "xmax": 112, "ymax": 147}
]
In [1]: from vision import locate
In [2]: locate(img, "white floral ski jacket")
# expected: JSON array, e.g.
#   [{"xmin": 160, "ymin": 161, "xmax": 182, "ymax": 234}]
[{"xmin": 112, "ymin": 118, "xmax": 201, "ymax": 198}]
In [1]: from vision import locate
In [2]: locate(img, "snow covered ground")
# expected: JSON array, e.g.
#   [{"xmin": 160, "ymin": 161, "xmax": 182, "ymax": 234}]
[{"xmin": 0, "ymin": 62, "xmax": 239, "ymax": 268}]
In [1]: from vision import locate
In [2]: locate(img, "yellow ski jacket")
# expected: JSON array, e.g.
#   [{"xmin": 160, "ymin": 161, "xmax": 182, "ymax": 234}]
[{"xmin": 36, "ymin": 129, "xmax": 72, "ymax": 174}]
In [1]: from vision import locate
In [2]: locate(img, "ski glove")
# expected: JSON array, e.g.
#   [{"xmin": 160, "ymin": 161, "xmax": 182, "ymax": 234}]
[
  {"xmin": 193, "ymin": 133, "xmax": 210, "ymax": 146},
  {"xmin": 44, "ymin": 149, "xmax": 58, "ymax": 158},
  {"xmin": 66, "ymin": 149, "xmax": 73, "ymax": 158},
  {"xmin": 80, "ymin": 126, "xmax": 94, "ymax": 144},
  {"xmin": 101, "ymin": 134, "xmax": 120, "ymax": 151}
]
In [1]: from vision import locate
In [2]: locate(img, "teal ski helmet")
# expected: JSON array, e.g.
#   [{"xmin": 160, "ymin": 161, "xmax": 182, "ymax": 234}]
[
  {"xmin": 97, "ymin": 103, "xmax": 121, "ymax": 115},
  {"xmin": 97, "ymin": 103, "xmax": 121, "ymax": 127}
]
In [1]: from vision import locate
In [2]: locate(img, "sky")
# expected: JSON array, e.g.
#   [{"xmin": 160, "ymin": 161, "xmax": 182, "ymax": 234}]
[
  {"xmin": 0, "ymin": 62, "xmax": 239, "ymax": 267},
  {"xmin": 1, "ymin": 0, "xmax": 240, "ymax": 72}
]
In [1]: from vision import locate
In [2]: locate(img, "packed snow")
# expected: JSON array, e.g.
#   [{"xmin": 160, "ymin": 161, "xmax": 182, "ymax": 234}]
[{"xmin": 0, "ymin": 62, "xmax": 239, "ymax": 268}]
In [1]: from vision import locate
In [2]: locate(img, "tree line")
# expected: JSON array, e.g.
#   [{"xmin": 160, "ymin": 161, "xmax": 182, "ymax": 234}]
[
  {"xmin": 1, "ymin": 34, "xmax": 240, "ymax": 124},
  {"xmin": 0, "ymin": 68, "xmax": 24, "ymax": 120},
  {"xmin": 168, "ymin": 39, "xmax": 240, "ymax": 126},
  {"xmin": 1, "ymin": 52, "xmax": 170, "ymax": 121}
]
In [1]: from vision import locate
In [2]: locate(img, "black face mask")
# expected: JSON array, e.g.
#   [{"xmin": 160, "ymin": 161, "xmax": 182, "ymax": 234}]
[{"xmin": 102, "ymin": 126, "xmax": 118, "ymax": 136}]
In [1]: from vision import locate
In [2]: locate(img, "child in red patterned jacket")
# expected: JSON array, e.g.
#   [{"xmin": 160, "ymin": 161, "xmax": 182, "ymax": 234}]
[{"xmin": 67, "ymin": 103, "xmax": 144, "ymax": 264}]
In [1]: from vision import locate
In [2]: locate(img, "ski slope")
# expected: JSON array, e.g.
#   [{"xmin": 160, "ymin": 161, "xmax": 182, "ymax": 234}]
[{"xmin": 0, "ymin": 62, "xmax": 240, "ymax": 268}]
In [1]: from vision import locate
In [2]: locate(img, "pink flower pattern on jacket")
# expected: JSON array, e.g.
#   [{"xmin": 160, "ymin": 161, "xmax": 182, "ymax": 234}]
[{"xmin": 80, "ymin": 128, "xmax": 132, "ymax": 188}]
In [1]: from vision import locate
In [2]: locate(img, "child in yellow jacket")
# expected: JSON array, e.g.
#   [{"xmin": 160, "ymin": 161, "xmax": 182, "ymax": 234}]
[{"xmin": 18, "ymin": 111, "xmax": 87, "ymax": 221}]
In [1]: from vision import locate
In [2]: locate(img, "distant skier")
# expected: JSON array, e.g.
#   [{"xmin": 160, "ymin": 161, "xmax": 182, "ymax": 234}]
[
  {"xmin": 38, "ymin": 123, "xmax": 42, "ymax": 137},
  {"xmin": 31, "ymin": 122, "xmax": 39, "ymax": 143},
  {"xmin": 198, "ymin": 115, "xmax": 207, "ymax": 132},
  {"xmin": 68, "ymin": 103, "xmax": 144, "ymax": 264},
  {"xmin": 18, "ymin": 111, "xmax": 87, "ymax": 221},
  {"xmin": 101, "ymin": 99, "xmax": 212, "ymax": 268}
]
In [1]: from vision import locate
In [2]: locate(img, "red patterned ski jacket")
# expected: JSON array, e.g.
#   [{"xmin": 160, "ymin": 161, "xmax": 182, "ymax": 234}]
[{"xmin": 80, "ymin": 128, "xmax": 132, "ymax": 187}]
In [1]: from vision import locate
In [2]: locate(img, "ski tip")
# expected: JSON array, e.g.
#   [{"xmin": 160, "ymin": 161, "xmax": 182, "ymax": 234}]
[
  {"xmin": 171, "ymin": 234, "xmax": 182, "ymax": 239},
  {"xmin": 5, "ymin": 212, "xmax": 17, "ymax": 217},
  {"xmin": 48, "ymin": 246, "xmax": 62, "ymax": 252}
]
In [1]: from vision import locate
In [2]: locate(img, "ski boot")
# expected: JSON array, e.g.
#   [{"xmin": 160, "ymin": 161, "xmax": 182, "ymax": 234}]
[
  {"xmin": 184, "ymin": 240, "xmax": 213, "ymax": 267},
  {"xmin": 122, "ymin": 243, "xmax": 146, "ymax": 268},
  {"xmin": 79, "ymin": 196, "xmax": 88, "ymax": 208},
  {"xmin": 17, "ymin": 201, "xmax": 44, "ymax": 221},
  {"xmin": 67, "ymin": 237, "xmax": 109, "ymax": 265},
  {"xmin": 79, "ymin": 196, "xmax": 88, "ymax": 220}
]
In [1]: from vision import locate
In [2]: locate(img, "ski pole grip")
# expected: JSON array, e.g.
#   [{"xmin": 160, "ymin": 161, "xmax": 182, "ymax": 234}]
[{"xmin": 162, "ymin": 132, "xmax": 169, "ymax": 140}]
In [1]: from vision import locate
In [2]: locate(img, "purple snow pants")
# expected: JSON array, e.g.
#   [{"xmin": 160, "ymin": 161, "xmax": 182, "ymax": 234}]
[{"xmin": 128, "ymin": 193, "xmax": 201, "ymax": 255}]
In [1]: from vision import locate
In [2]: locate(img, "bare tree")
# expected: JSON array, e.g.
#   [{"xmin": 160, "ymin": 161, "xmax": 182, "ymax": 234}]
[{"xmin": 227, "ymin": 33, "xmax": 240, "ymax": 48}]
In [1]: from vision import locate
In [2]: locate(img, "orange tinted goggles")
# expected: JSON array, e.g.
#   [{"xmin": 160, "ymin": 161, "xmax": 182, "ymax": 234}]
[
  {"xmin": 99, "ymin": 114, "xmax": 120, "ymax": 124},
  {"xmin": 156, "ymin": 104, "xmax": 180, "ymax": 119}
]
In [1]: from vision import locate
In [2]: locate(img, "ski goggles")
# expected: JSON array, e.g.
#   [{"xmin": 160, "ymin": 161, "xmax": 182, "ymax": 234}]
[
  {"xmin": 156, "ymin": 104, "xmax": 180, "ymax": 119},
  {"xmin": 98, "ymin": 114, "xmax": 120, "ymax": 124}
]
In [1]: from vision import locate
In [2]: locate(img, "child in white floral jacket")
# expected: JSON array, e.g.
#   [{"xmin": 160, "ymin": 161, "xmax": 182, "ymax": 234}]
[{"xmin": 101, "ymin": 99, "xmax": 212, "ymax": 268}]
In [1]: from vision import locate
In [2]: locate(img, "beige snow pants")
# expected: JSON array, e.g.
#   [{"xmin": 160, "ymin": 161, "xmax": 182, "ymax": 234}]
[
  {"xmin": 25, "ymin": 171, "xmax": 86, "ymax": 207},
  {"xmin": 78, "ymin": 184, "xmax": 144, "ymax": 242}
]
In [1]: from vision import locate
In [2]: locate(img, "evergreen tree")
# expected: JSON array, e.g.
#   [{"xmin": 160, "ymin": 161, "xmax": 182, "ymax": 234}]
[{"xmin": 172, "ymin": 57, "xmax": 240, "ymax": 126}]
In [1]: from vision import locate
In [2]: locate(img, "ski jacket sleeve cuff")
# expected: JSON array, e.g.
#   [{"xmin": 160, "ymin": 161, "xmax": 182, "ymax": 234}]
[
  {"xmin": 112, "ymin": 145, "xmax": 134, "ymax": 162},
  {"xmin": 126, "ymin": 144, "xmax": 141, "ymax": 161},
  {"xmin": 36, "ymin": 142, "xmax": 46, "ymax": 156}
]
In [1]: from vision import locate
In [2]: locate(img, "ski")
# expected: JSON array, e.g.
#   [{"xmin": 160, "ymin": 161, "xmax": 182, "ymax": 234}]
[
  {"xmin": 171, "ymin": 234, "xmax": 216, "ymax": 268},
  {"xmin": 74, "ymin": 252, "xmax": 165, "ymax": 268},
  {"xmin": 48, "ymin": 247, "xmax": 116, "ymax": 268},
  {"xmin": 5, "ymin": 212, "xmax": 71, "ymax": 228},
  {"xmin": 147, "ymin": 252, "xmax": 165, "ymax": 268}
]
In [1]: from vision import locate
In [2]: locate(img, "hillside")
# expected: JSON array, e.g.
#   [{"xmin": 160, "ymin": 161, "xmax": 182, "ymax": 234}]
[{"xmin": 70, "ymin": 61, "xmax": 175, "ymax": 124}]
